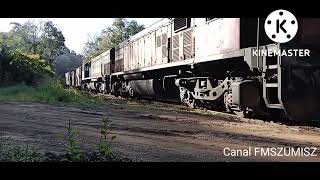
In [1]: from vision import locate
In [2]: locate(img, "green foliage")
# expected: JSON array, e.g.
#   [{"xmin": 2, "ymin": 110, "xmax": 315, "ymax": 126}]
[
  {"xmin": 82, "ymin": 18, "xmax": 145, "ymax": 62},
  {"xmin": 0, "ymin": 79, "xmax": 104, "ymax": 106},
  {"xmin": 0, "ymin": 117, "xmax": 119, "ymax": 162},
  {"xmin": 97, "ymin": 117, "xmax": 116, "ymax": 158},
  {"xmin": 1, "ymin": 144, "xmax": 44, "ymax": 162},
  {"xmin": 0, "ymin": 135, "xmax": 44, "ymax": 162},
  {"xmin": 64, "ymin": 119, "xmax": 82, "ymax": 161},
  {"xmin": 40, "ymin": 21, "xmax": 66, "ymax": 64},
  {"xmin": 6, "ymin": 20, "xmax": 67, "ymax": 64},
  {"xmin": 2, "ymin": 50, "xmax": 53, "ymax": 84},
  {"xmin": 0, "ymin": 19, "xmax": 71, "ymax": 84}
]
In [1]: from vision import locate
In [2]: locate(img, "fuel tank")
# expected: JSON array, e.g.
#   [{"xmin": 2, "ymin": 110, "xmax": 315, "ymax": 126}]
[{"xmin": 131, "ymin": 79, "xmax": 162, "ymax": 98}]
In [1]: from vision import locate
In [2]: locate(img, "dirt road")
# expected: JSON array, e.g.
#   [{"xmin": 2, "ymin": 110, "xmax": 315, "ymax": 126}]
[{"xmin": 1, "ymin": 96, "xmax": 320, "ymax": 162}]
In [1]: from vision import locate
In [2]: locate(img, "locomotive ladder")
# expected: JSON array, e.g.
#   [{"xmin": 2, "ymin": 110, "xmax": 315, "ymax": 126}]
[{"xmin": 262, "ymin": 44, "xmax": 284, "ymax": 109}]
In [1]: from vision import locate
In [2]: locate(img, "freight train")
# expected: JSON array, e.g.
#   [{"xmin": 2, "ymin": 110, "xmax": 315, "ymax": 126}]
[{"xmin": 65, "ymin": 18, "xmax": 320, "ymax": 121}]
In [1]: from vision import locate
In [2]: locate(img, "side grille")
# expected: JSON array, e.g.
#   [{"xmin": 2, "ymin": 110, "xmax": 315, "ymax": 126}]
[
  {"xmin": 172, "ymin": 34, "xmax": 180, "ymax": 61},
  {"xmin": 174, "ymin": 18, "xmax": 190, "ymax": 32},
  {"xmin": 156, "ymin": 36, "xmax": 161, "ymax": 48},
  {"xmin": 183, "ymin": 29, "xmax": 192, "ymax": 59},
  {"xmin": 161, "ymin": 34, "xmax": 168, "ymax": 58}
]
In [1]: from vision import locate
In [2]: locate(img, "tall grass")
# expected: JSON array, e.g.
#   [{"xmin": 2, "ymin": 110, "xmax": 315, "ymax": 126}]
[{"xmin": 0, "ymin": 79, "xmax": 104, "ymax": 106}]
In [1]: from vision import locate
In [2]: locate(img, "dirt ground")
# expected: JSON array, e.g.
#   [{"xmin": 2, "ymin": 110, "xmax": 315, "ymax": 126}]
[{"xmin": 1, "ymin": 95, "xmax": 320, "ymax": 162}]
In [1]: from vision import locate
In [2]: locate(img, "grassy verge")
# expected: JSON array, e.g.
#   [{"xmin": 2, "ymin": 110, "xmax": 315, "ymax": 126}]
[
  {"xmin": 0, "ymin": 142, "xmax": 44, "ymax": 162},
  {"xmin": 0, "ymin": 117, "xmax": 129, "ymax": 162},
  {"xmin": 0, "ymin": 79, "xmax": 104, "ymax": 107}
]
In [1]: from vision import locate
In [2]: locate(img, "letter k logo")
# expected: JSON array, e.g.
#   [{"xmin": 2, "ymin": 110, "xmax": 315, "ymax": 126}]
[
  {"xmin": 277, "ymin": 19, "xmax": 287, "ymax": 33},
  {"xmin": 264, "ymin": 9, "xmax": 298, "ymax": 43}
]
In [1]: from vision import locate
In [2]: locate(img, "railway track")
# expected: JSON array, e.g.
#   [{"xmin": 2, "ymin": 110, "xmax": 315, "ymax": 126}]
[{"xmin": 87, "ymin": 90, "xmax": 320, "ymax": 129}]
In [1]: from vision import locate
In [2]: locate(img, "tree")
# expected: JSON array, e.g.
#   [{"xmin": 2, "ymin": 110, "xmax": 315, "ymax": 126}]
[
  {"xmin": 39, "ymin": 21, "xmax": 66, "ymax": 64},
  {"xmin": 124, "ymin": 20, "xmax": 145, "ymax": 39},
  {"xmin": 82, "ymin": 18, "xmax": 145, "ymax": 61},
  {"xmin": 10, "ymin": 21, "xmax": 43, "ymax": 54},
  {"xmin": 100, "ymin": 18, "xmax": 145, "ymax": 49},
  {"xmin": 0, "ymin": 45, "xmax": 53, "ymax": 85},
  {"xmin": 82, "ymin": 34, "xmax": 101, "ymax": 61},
  {"xmin": 8, "ymin": 20, "xmax": 67, "ymax": 65},
  {"xmin": 0, "ymin": 20, "xmax": 69, "ymax": 84}
]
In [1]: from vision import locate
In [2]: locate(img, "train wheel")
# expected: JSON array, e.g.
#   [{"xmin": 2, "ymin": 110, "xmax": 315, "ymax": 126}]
[
  {"xmin": 186, "ymin": 98, "xmax": 196, "ymax": 109},
  {"xmin": 129, "ymin": 87, "xmax": 134, "ymax": 98},
  {"xmin": 244, "ymin": 107, "xmax": 256, "ymax": 118},
  {"xmin": 180, "ymin": 88, "xmax": 196, "ymax": 109},
  {"xmin": 233, "ymin": 107, "xmax": 256, "ymax": 118}
]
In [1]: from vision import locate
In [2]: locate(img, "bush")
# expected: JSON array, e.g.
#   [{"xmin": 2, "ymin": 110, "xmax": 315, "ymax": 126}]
[
  {"xmin": 0, "ymin": 135, "xmax": 44, "ymax": 162},
  {"xmin": 0, "ymin": 46, "xmax": 53, "ymax": 85},
  {"xmin": 0, "ymin": 79, "xmax": 104, "ymax": 106}
]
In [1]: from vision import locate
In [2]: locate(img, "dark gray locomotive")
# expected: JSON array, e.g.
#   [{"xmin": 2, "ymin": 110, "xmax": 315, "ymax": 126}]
[{"xmin": 66, "ymin": 18, "xmax": 320, "ymax": 121}]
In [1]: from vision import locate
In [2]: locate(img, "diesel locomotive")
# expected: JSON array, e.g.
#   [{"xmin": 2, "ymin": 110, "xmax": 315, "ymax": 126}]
[{"xmin": 65, "ymin": 18, "xmax": 320, "ymax": 121}]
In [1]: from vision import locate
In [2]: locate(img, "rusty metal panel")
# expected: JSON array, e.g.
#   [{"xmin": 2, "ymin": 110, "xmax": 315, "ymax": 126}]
[
  {"xmin": 144, "ymin": 34, "xmax": 152, "ymax": 67},
  {"xmin": 161, "ymin": 32, "xmax": 168, "ymax": 63},
  {"xmin": 161, "ymin": 26, "xmax": 168, "ymax": 64},
  {"xmin": 104, "ymin": 62, "xmax": 110, "ymax": 75},
  {"xmin": 128, "ymin": 40, "xmax": 139, "ymax": 71},
  {"xmin": 155, "ymin": 28, "xmax": 162, "ymax": 65},
  {"xmin": 130, "ymin": 43, "xmax": 134, "ymax": 70},
  {"xmin": 139, "ymin": 38, "xmax": 145, "ymax": 68},
  {"xmin": 172, "ymin": 34, "xmax": 180, "ymax": 62},
  {"xmin": 151, "ymin": 31, "xmax": 156, "ymax": 66},
  {"xmin": 124, "ymin": 45, "xmax": 129, "ymax": 71},
  {"xmin": 136, "ymin": 41, "xmax": 140, "ymax": 68},
  {"xmin": 179, "ymin": 31, "xmax": 184, "ymax": 61},
  {"xmin": 171, "ymin": 28, "xmax": 195, "ymax": 62},
  {"xmin": 65, "ymin": 72, "xmax": 70, "ymax": 86},
  {"xmin": 101, "ymin": 51, "xmax": 110, "ymax": 76},
  {"xmin": 71, "ymin": 70, "xmax": 75, "ymax": 86},
  {"xmin": 154, "ymin": 26, "xmax": 169, "ymax": 65},
  {"xmin": 115, "ymin": 59, "xmax": 124, "ymax": 72},
  {"xmin": 194, "ymin": 18, "xmax": 240, "ymax": 61},
  {"xmin": 183, "ymin": 29, "xmax": 194, "ymax": 59},
  {"xmin": 127, "ymin": 44, "xmax": 132, "ymax": 71},
  {"xmin": 91, "ymin": 57, "xmax": 102, "ymax": 78},
  {"xmin": 75, "ymin": 67, "xmax": 81, "ymax": 87},
  {"xmin": 115, "ymin": 47, "xmax": 123, "ymax": 61},
  {"xmin": 131, "ymin": 41, "xmax": 134, "ymax": 70},
  {"xmin": 133, "ymin": 41, "xmax": 139, "ymax": 70},
  {"xmin": 115, "ymin": 46, "xmax": 124, "ymax": 72}
]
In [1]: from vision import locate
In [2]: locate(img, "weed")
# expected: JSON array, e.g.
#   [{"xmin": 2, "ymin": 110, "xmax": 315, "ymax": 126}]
[
  {"xmin": 0, "ymin": 133, "xmax": 44, "ymax": 162},
  {"xmin": 97, "ymin": 117, "xmax": 116, "ymax": 158},
  {"xmin": 64, "ymin": 118, "xmax": 82, "ymax": 161}
]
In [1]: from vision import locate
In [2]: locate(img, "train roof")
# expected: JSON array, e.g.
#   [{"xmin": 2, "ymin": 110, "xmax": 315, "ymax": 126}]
[
  {"xmin": 67, "ymin": 66, "xmax": 81, "ymax": 72},
  {"xmin": 90, "ymin": 48, "xmax": 114, "ymax": 62},
  {"xmin": 114, "ymin": 19, "xmax": 171, "ymax": 49},
  {"xmin": 88, "ymin": 18, "xmax": 171, "ymax": 62},
  {"xmin": 129, "ymin": 18, "xmax": 171, "ymax": 41}
]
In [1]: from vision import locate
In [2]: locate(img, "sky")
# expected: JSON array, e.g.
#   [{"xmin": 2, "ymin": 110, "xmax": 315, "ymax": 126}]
[{"xmin": 0, "ymin": 18, "xmax": 162, "ymax": 54}]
